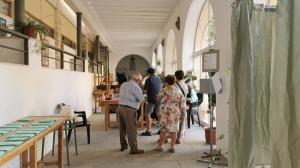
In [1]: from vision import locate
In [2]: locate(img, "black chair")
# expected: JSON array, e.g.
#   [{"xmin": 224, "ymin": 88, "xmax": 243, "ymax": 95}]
[
  {"xmin": 187, "ymin": 102, "xmax": 201, "ymax": 128},
  {"xmin": 68, "ymin": 111, "xmax": 91, "ymax": 144},
  {"xmin": 196, "ymin": 93, "xmax": 203, "ymax": 105}
]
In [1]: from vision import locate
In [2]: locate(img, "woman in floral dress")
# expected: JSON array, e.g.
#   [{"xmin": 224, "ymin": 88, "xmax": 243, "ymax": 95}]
[{"xmin": 154, "ymin": 75, "xmax": 183, "ymax": 153}]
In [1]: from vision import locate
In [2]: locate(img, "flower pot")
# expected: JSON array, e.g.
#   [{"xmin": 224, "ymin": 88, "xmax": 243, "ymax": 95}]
[
  {"xmin": 205, "ymin": 127, "xmax": 216, "ymax": 145},
  {"xmin": 24, "ymin": 26, "xmax": 37, "ymax": 38}
]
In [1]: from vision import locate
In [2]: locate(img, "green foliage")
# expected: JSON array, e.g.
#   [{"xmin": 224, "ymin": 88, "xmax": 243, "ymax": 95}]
[
  {"xmin": 184, "ymin": 70, "xmax": 197, "ymax": 85},
  {"xmin": 25, "ymin": 17, "xmax": 49, "ymax": 42},
  {"xmin": 157, "ymin": 71, "xmax": 165, "ymax": 83},
  {"xmin": 156, "ymin": 60, "xmax": 161, "ymax": 66},
  {"xmin": 208, "ymin": 20, "xmax": 216, "ymax": 46}
]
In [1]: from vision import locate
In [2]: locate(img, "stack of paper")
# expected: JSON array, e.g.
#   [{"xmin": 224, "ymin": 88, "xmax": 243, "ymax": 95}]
[
  {"xmin": 0, "ymin": 151, "xmax": 5, "ymax": 157},
  {"xmin": 0, "ymin": 141, "xmax": 24, "ymax": 146},
  {"xmin": 7, "ymin": 136, "xmax": 30, "ymax": 141},
  {"xmin": 17, "ymin": 118, "xmax": 33, "ymax": 123},
  {"xmin": 0, "ymin": 146, "xmax": 14, "ymax": 152},
  {"xmin": 0, "ymin": 130, "xmax": 9, "ymax": 136}
]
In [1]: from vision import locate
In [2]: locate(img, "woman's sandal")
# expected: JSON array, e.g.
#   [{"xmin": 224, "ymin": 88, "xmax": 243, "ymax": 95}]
[
  {"xmin": 156, "ymin": 139, "xmax": 168, "ymax": 143},
  {"xmin": 167, "ymin": 148, "xmax": 176, "ymax": 153},
  {"xmin": 153, "ymin": 147, "xmax": 164, "ymax": 152}
]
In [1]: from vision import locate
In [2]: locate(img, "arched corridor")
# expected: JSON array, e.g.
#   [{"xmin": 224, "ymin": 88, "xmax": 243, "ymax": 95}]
[{"xmin": 1, "ymin": 0, "xmax": 298, "ymax": 167}]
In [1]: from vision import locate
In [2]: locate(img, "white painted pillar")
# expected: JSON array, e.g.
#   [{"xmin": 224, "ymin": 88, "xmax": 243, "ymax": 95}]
[{"xmin": 211, "ymin": 0, "xmax": 233, "ymax": 157}]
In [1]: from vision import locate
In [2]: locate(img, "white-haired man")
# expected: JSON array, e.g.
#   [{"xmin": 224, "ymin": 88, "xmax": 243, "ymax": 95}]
[{"xmin": 118, "ymin": 72, "xmax": 145, "ymax": 154}]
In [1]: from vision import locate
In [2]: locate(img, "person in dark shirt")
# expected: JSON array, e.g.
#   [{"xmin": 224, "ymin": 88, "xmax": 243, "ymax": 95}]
[{"xmin": 141, "ymin": 68, "xmax": 162, "ymax": 136}]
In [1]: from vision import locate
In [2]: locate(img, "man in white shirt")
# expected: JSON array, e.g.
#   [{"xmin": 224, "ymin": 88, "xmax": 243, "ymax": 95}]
[
  {"xmin": 174, "ymin": 70, "xmax": 188, "ymax": 144},
  {"xmin": 118, "ymin": 72, "xmax": 145, "ymax": 154}
]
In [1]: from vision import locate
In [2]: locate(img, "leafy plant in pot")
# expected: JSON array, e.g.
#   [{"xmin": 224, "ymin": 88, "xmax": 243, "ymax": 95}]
[
  {"xmin": 22, "ymin": 17, "xmax": 49, "ymax": 43},
  {"xmin": 205, "ymin": 93, "xmax": 217, "ymax": 144}
]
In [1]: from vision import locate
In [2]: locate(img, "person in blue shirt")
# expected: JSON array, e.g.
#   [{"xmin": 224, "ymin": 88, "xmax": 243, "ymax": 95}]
[
  {"xmin": 141, "ymin": 68, "xmax": 162, "ymax": 136},
  {"xmin": 187, "ymin": 84, "xmax": 198, "ymax": 104},
  {"xmin": 118, "ymin": 72, "xmax": 144, "ymax": 154}
]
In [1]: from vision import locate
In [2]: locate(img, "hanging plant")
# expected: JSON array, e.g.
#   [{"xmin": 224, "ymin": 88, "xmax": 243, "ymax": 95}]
[
  {"xmin": 207, "ymin": 20, "xmax": 216, "ymax": 46},
  {"xmin": 16, "ymin": 17, "xmax": 49, "ymax": 51},
  {"xmin": 24, "ymin": 17, "xmax": 49, "ymax": 40},
  {"xmin": 156, "ymin": 60, "xmax": 161, "ymax": 66}
]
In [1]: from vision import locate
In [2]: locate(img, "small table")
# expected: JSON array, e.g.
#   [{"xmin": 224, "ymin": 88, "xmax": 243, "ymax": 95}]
[
  {"xmin": 100, "ymin": 98, "xmax": 119, "ymax": 131},
  {"xmin": 0, "ymin": 116, "xmax": 68, "ymax": 168},
  {"xmin": 93, "ymin": 90, "xmax": 109, "ymax": 113},
  {"xmin": 100, "ymin": 98, "xmax": 147, "ymax": 131}
]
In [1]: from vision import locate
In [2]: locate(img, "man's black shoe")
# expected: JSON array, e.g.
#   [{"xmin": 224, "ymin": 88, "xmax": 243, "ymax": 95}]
[
  {"xmin": 156, "ymin": 130, "xmax": 161, "ymax": 135},
  {"xmin": 140, "ymin": 131, "xmax": 152, "ymax": 136},
  {"xmin": 120, "ymin": 146, "xmax": 128, "ymax": 151},
  {"xmin": 129, "ymin": 149, "xmax": 144, "ymax": 154}
]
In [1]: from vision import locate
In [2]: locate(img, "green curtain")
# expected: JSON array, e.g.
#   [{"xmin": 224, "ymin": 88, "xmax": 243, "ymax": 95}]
[
  {"xmin": 270, "ymin": 0, "xmax": 300, "ymax": 167},
  {"xmin": 252, "ymin": 5, "xmax": 276, "ymax": 165},
  {"xmin": 230, "ymin": 0, "xmax": 256, "ymax": 167},
  {"xmin": 230, "ymin": 0, "xmax": 300, "ymax": 167}
]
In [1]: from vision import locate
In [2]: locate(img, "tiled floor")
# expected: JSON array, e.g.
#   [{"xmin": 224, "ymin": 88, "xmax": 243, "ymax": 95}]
[{"xmin": 45, "ymin": 113, "xmax": 227, "ymax": 168}]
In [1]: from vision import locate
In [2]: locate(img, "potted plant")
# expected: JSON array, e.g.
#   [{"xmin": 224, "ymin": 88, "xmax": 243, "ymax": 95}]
[
  {"xmin": 156, "ymin": 60, "xmax": 161, "ymax": 66},
  {"xmin": 205, "ymin": 93, "xmax": 216, "ymax": 144},
  {"xmin": 22, "ymin": 17, "xmax": 49, "ymax": 41},
  {"xmin": 205, "ymin": 127, "xmax": 216, "ymax": 144}
]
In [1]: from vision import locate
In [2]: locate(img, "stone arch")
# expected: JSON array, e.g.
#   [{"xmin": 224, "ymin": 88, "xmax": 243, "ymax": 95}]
[{"xmin": 115, "ymin": 54, "xmax": 150, "ymax": 84}]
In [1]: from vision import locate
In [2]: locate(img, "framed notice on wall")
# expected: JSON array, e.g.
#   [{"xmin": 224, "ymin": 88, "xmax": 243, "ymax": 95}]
[{"xmin": 202, "ymin": 49, "xmax": 219, "ymax": 72}]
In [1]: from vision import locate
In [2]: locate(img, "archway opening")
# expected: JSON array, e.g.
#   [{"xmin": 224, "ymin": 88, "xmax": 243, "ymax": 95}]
[
  {"xmin": 193, "ymin": 0, "xmax": 215, "ymax": 126},
  {"xmin": 115, "ymin": 55, "xmax": 150, "ymax": 84}
]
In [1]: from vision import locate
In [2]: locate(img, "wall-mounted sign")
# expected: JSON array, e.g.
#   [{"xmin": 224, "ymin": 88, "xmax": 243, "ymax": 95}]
[{"xmin": 202, "ymin": 49, "xmax": 219, "ymax": 72}]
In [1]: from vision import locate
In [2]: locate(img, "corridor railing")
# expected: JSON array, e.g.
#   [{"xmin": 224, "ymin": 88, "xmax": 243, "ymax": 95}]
[
  {"xmin": 43, "ymin": 44, "xmax": 102, "ymax": 73},
  {"xmin": 0, "ymin": 26, "xmax": 102, "ymax": 73},
  {"xmin": 0, "ymin": 26, "xmax": 29, "ymax": 65}
]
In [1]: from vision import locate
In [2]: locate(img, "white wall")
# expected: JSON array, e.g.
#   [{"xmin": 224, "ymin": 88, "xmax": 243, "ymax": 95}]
[
  {"xmin": 211, "ymin": 0, "xmax": 232, "ymax": 157},
  {"xmin": 0, "ymin": 39, "xmax": 94, "ymax": 168}
]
